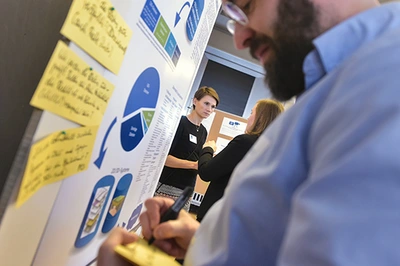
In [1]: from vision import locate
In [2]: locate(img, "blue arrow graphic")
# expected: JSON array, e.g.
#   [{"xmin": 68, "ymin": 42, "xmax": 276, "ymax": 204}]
[
  {"xmin": 94, "ymin": 117, "xmax": 117, "ymax": 169},
  {"xmin": 174, "ymin": 1, "xmax": 191, "ymax": 27}
]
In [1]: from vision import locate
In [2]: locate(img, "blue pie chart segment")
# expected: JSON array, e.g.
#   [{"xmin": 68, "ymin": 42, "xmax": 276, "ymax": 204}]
[
  {"xmin": 141, "ymin": 113, "xmax": 149, "ymax": 133},
  {"xmin": 121, "ymin": 113, "xmax": 145, "ymax": 152},
  {"xmin": 123, "ymin": 67, "xmax": 160, "ymax": 117},
  {"xmin": 121, "ymin": 67, "xmax": 160, "ymax": 152}
]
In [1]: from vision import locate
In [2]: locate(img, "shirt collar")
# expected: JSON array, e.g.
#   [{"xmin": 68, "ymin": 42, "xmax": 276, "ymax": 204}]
[{"xmin": 303, "ymin": 3, "xmax": 400, "ymax": 90}]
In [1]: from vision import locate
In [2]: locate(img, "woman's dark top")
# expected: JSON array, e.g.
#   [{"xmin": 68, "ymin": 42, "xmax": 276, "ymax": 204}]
[
  {"xmin": 159, "ymin": 116, "xmax": 207, "ymax": 190},
  {"xmin": 197, "ymin": 134, "xmax": 259, "ymax": 221}
]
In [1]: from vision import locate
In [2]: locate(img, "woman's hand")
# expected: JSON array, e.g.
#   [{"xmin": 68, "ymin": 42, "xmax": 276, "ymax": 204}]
[
  {"xmin": 140, "ymin": 197, "xmax": 200, "ymax": 259},
  {"xmin": 203, "ymin": 140, "xmax": 216, "ymax": 151}
]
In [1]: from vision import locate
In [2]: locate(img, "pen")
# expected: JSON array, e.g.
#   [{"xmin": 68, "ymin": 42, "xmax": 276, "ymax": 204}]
[{"xmin": 148, "ymin": 186, "xmax": 194, "ymax": 245}]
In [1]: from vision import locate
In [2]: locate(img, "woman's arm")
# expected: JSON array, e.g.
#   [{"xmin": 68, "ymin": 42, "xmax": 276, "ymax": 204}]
[
  {"xmin": 165, "ymin": 155, "xmax": 198, "ymax": 170},
  {"xmin": 198, "ymin": 135, "xmax": 255, "ymax": 182}
]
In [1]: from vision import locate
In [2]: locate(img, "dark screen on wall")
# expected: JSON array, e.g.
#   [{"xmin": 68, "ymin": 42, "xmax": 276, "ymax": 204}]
[{"xmin": 199, "ymin": 60, "xmax": 255, "ymax": 116}]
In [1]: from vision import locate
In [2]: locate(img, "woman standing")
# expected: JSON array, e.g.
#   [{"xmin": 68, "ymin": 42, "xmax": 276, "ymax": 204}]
[
  {"xmin": 196, "ymin": 99, "xmax": 284, "ymax": 222},
  {"xmin": 155, "ymin": 86, "xmax": 220, "ymax": 212}
]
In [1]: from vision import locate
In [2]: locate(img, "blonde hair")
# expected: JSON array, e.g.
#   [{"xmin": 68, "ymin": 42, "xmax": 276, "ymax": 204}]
[{"xmin": 247, "ymin": 99, "xmax": 284, "ymax": 136}]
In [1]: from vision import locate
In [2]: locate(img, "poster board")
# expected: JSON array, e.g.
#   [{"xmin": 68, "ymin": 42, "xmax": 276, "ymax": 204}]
[{"xmin": 0, "ymin": 0, "xmax": 222, "ymax": 265}]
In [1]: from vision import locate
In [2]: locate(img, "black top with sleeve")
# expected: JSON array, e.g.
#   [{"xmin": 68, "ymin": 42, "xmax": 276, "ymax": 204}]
[
  {"xmin": 196, "ymin": 134, "xmax": 259, "ymax": 221},
  {"xmin": 159, "ymin": 116, "xmax": 207, "ymax": 190}
]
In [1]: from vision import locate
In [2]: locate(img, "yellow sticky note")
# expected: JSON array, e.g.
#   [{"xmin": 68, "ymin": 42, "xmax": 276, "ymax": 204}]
[
  {"xmin": 115, "ymin": 238, "xmax": 180, "ymax": 266},
  {"xmin": 30, "ymin": 41, "xmax": 115, "ymax": 126},
  {"xmin": 61, "ymin": 0, "xmax": 133, "ymax": 74},
  {"xmin": 16, "ymin": 126, "xmax": 99, "ymax": 207}
]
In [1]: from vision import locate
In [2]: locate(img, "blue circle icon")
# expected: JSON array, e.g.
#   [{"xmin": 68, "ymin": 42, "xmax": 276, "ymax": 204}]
[{"xmin": 121, "ymin": 67, "xmax": 160, "ymax": 151}]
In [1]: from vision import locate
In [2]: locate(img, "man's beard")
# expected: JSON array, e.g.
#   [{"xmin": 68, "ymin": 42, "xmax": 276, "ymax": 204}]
[{"xmin": 251, "ymin": 0, "xmax": 320, "ymax": 101}]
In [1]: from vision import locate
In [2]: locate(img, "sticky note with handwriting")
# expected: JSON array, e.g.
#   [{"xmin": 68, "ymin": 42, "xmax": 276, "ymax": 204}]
[
  {"xmin": 115, "ymin": 238, "xmax": 180, "ymax": 266},
  {"xmin": 30, "ymin": 41, "xmax": 115, "ymax": 126},
  {"xmin": 16, "ymin": 126, "xmax": 99, "ymax": 207},
  {"xmin": 61, "ymin": 0, "xmax": 133, "ymax": 74}
]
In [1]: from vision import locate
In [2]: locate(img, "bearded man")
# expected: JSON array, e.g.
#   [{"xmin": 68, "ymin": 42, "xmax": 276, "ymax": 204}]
[{"xmin": 99, "ymin": 1, "xmax": 400, "ymax": 265}]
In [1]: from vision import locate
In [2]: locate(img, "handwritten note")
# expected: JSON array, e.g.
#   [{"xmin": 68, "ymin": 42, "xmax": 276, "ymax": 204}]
[
  {"xmin": 30, "ymin": 41, "xmax": 115, "ymax": 126},
  {"xmin": 16, "ymin": 126, "xmax": 99, "ymax": 207},
  {"xmin": 61, "ymin": 0, "xmax": 133, "ymax": 74},
  {"xmin": 115, "ymin": 238, "xmax": 180, "ymax": 266}
]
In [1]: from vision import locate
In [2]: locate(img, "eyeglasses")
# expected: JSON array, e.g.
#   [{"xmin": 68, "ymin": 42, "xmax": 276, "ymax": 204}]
[{"xmin": 222, "ymin": 1, "xmax": 249, "ymax": 26}]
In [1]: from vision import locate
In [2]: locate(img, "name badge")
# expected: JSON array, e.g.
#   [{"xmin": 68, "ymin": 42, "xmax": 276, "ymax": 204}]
[{"xmin": 189, "ymin": 134, "xmax": 197, "ymax": 144}]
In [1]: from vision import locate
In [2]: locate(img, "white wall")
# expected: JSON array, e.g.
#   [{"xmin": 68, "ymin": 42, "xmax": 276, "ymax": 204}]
[
  {"xmin": 207, "ymin": 29, "xmax": 260, "ymax": 66},
  {"xmin": 184, "ymin": 56, "xmax": 209, "ymax": 115},
  {"xmin": 243, "ymin": 78, "xmax": 272, "ymax": 118}
]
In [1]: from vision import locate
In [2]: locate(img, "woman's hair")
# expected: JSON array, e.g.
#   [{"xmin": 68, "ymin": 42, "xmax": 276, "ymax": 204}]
[
  {"xmin": 247, "ymin": 99, "xmax": 284, "ymax": 136},
  {"xmin": 193, "ymin": 86, "xmax": 220, "ymax": 109}
]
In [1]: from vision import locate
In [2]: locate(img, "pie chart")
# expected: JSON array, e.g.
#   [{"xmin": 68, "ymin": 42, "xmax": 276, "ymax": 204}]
[{"xmin": 120, "ymin": 67, "xmax": 160, "ymax": 152}]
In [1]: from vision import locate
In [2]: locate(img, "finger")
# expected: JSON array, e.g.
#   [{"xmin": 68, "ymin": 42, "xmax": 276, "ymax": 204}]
[
  {"xmin": 102, "ymin": 227, "xmax": 138, "ymax": 248},
  {"xmin": 153, "ymin": 220, "xmax": 182, "ymax": 240},
  {"xmin": 139, "ymin": 212, "xmax": 152, "ymax": 240},
  {"xmin": 155, "ymin": 239, "xmax": 186, "ymax": 259},
  {"xmin": 144, "ymin": 197, "xmax": 174, "ymax": 229},
  {"xmin": 143, "ymin": 198, "xmax": 162, "ymax": 230},
  {"xmin": 141, "ymin": 197, "xmax": 173, "ymax": 238},
  {"xmin": 98, "ymin": 228, "xmax": 139, "ymax": 266},
  {"xmin": 153, "ymin": 218, "xmax": 196, "ymax": 240},
  {"xmin": 152, "ymin": 238, "xmax": 172, "ymax": 253}
]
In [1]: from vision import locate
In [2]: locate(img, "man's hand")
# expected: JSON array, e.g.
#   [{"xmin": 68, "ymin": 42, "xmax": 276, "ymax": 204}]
[{"xmin": 140, "ymin": 197, "xmax": 200, "ymax": 259}]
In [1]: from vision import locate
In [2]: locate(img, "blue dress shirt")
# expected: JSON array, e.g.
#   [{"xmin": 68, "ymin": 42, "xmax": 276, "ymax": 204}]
[{"xmin": 185, "ymin": 3, "xmax": 400, "ymax": 266}]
